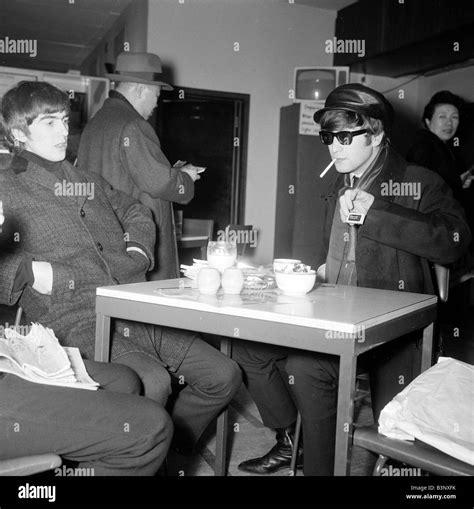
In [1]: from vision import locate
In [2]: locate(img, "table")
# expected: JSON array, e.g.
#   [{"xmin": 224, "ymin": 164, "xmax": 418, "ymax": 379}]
[
  {"xmin": 95, "ymin": 280, "xmax": 437, "ymax": 476},
  {"xmin": 177, "ymin": 235, "xmax": 209, "ymax": 259}
]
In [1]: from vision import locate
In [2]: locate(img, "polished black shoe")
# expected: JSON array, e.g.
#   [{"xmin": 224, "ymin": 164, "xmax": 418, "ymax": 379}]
[{"xmin": 238, "ymin": 426, "xmax": 303, "ymax": 474}]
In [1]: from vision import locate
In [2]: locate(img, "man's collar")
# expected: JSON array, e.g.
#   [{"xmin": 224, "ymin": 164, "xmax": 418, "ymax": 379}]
[
  {"xmin": 109, "ymin": 89, "xmax": 139, "ymax": 114},
  {"xmin": 11, "ymin": 151, "xmax": 63, "ymax": 174},
  {"xmin": 11, "ymin": 152, "xmax": 28, "ymax": 174}
]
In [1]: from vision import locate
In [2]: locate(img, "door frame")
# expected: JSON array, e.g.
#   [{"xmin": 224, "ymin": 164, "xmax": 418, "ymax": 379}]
[{"xmin": 156, "ymin": 86, "xmax": 250, "ymax": 225}]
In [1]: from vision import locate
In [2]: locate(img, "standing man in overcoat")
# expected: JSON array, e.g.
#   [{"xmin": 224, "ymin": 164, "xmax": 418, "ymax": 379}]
[{"xmin": 78, "ymin": 51, "xmax": 199, "ymax": 281}]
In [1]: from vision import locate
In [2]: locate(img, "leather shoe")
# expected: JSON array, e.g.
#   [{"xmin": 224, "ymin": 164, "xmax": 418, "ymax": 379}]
[{"xmin": 238, "ymin": 426, "xmax": 303, "ymax": 474}]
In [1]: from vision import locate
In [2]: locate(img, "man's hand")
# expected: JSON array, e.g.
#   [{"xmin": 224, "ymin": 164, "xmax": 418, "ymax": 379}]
[
  {"xmin": 461, "ymin": 169, "xmax": 473, "ymax": 189},
  {"xmin": 32, "ymin": 261, "xmax": 53, "ymax": 295},
  {"xmin": 339, "ymin": 188, "xmax": 374, "ymax": 223},
  {"xmin": 181, "ymin": 165, "xmax": 201, "ymax": 182}
]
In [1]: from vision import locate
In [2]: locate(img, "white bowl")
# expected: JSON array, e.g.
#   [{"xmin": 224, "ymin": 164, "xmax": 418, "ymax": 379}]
[
  {"xmin": 273, "ymin": 258, "xmax": 302, "ymax": 273},
  {"xmin": 275, "ymin": 270, "xmax": 316, "ymax": 296}
]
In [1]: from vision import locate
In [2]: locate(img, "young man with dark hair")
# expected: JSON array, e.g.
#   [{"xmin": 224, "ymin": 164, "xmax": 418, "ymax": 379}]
[
  {"xmin": 233, "ymin": 84, "xmax": 471, "ymax": 475},
  {"xmin": 0, "ymin": 82, "xmax": 172, "ymax": 473},
  {"xmin": 0, "ymin": 80, "xmax": 241, "ymax": 459}
]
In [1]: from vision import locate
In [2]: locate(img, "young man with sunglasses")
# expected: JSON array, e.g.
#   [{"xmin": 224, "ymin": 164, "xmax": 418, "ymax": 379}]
[{"xmin": 233, "ymin": 84, "xmax": 471, "ymax": 475}]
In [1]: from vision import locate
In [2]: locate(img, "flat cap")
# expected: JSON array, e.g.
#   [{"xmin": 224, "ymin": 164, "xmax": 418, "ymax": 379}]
[{"xmin": 314, "ymin": 83, "xmax": 394, "ymax": 128}]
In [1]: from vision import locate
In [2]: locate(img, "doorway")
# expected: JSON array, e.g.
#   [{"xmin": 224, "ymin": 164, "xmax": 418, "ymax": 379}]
[{"xmin": 155, "ymin": 87, "xmax": 249, "ymax": 237}]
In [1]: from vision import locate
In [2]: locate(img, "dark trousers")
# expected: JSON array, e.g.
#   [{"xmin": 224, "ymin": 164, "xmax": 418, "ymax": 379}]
[
  {"xmin": 0, "ymin": 360, "xmax": 172, "ymax": 475},
  {"xmin": 117, "ymin": 336, "xmax": 242, "ymax": 448},
  {"xmin": 233, "ymin": 332, "xmax": 422, "ymax": 475}
]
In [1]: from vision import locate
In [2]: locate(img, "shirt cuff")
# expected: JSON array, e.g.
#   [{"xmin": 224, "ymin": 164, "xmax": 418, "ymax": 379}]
[{"xmin": 126, "ymin": 245, "xmax": 150, "ymax": 269}]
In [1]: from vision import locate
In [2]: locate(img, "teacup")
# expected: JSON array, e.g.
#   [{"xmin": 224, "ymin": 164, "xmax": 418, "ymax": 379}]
[{"xmin": 273, "ymin": 258, "xmax": 302, "ymax": 273}]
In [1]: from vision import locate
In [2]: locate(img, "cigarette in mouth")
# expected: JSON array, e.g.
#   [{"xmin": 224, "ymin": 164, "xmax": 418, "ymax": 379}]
[{"xmin": 320, "ymin": 159, "xmax": 336, "ymax": 178}]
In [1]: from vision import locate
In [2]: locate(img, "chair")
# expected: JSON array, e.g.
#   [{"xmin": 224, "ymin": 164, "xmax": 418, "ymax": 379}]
[
  {"xmin": 179, "ymin": 218, "xmax": 214, "ymax": 259},
  {"xmin": 353, "ymin": 424, "xmax": 474, "ymax": 476},
  {"xmin": 289, "ymin": 263, "xmax": 455, "ymax": 476},
  {"xmin": 224, "ymin": 224, "xmax": 255, "ymax": 258},
  {"xmin": 351, "ymin": 263, "xmax": 474, "ymax": 477},
  {"xmin": 0, "ymin": 306, "xmax": 62, "ymax": 476}
]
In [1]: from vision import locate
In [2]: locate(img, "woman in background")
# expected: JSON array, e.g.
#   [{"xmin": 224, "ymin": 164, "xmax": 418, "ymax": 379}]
[{"xmin": 406, "ymin": 90, "xmax": 473, "ymax": 204}]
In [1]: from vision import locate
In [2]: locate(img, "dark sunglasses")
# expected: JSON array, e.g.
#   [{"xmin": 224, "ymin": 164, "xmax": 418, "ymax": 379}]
[{"xmin": 319, "ymin": 129, "xmax": 368, "ymax": 146}]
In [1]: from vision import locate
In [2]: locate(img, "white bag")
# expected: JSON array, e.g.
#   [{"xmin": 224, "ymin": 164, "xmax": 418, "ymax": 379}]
[{"xmin": 378, "ymin": 357, "xmax": 474, "ymax": 465}]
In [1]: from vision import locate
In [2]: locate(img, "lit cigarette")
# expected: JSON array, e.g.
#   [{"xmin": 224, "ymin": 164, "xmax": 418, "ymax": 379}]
[{"xmin": 320, "ymin": 159, "xmax": 336, "ymax": 178}]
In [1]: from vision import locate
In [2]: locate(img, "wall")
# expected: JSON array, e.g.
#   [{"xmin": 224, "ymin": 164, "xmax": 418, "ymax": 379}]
[
  {"xmin": 147, "ymin": 0, "xmax": 336, "ymax": 263},
  {"xmin": 81, "ymin": 0, "xmax": 148, "ymax": 77},
  {"xmin": 351, "ymin": 64, "xmax": 474, "ymax": 155},
  {"xmin": 423, "ymin": 65, "xmax": 474, "ymax": 102}
]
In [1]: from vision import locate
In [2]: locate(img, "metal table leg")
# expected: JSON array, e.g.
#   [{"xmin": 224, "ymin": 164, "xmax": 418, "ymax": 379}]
[
  {"xmin": 95, "ymin": 312, "xmax": 111, "ymax": 362},
  {"xmin": 421, "ymin": 322, "xmax": 434, "ymax": 371},
  {"xmin": 214, "ymin": 337, "xmax": 232, "ymax": 476},
  {"xmin": 334, "ymin": 351, "xmax": 357, "ymax": 476}
]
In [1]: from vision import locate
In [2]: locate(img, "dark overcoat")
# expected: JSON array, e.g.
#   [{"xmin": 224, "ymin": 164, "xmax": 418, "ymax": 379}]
[
  {"xmin": 0, "ymin": 155, "xmax": 195, "ymax": 368},
  {"xmin": 406, "ymin": 129, "xmax": 464, "ymax": 202},
  {"xmin": 77, "ymin": 93, "xmax": 195, "ymax": 280}
]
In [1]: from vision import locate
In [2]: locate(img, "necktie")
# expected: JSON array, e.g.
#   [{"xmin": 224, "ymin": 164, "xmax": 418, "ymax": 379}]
[
  {"xmin": 338, "ymin": 176, "xmax": 358, "ymax": 285},
  {"xmin": 347, "ymin": 175, "xmax": 359, "ymax": 262}
]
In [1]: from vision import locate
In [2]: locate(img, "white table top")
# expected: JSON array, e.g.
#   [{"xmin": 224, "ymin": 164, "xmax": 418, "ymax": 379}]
[{"xmin": 97, "ymin": 279, "xmax": 437, "ymax": 334}]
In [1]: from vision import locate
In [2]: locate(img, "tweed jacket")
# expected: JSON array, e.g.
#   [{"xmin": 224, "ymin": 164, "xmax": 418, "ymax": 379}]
[
  {"xmin": 0, "ymin": 154, "xmax": 195, "ymax": 368},
  {"xmin": 77, "ymin": 92, "xmax": 195, "ymax": 281},
  {"xmin": 321, "ymin": 146, "xmax": 471, "ymax": 294}
]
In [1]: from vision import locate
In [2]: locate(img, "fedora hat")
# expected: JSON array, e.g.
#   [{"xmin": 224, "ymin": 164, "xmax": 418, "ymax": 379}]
[
  {"xmin": 105, "ymin": 52, "xmax": 173, "ymax": 90},
  {"xmin": 314, "ymin": 83, "xmax": 394, "ymax": 128}
]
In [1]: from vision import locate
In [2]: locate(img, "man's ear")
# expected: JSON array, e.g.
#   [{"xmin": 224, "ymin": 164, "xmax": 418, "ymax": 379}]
[
  {"xmin": 11, "ymin": 128, "xmax": 27, "ymax": 144},
  {"xmin": 424, "ymin": 118, "xmax": 430, "ymax": 129},
  {"xmin": 371, "ymin": 131, "xmax": 384, "ymax": 148},
  {"xmin": 136, "ymin": 83, "xmax": 147, "ymax": 98}
]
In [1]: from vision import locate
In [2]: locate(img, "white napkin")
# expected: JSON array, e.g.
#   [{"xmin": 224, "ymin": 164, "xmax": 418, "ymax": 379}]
[{"xmin": 378, "ymin": 357, "xmax": 474, "ymax": 465}]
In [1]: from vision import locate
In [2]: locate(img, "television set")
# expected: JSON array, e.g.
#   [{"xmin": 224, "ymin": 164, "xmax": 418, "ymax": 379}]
[{"xmin": 293, "ymin": 66, "xmax": 349, "ymax": 103}]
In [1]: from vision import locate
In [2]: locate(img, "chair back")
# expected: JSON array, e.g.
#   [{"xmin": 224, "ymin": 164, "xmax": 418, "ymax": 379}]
[
  {"xmin": 224, "ymin": 224, "xmax": 255, "ymax": 258},
  {"xmin": 433, "ymin": 264, "xmax": 449, "ymax": 303},
  {"xmin": 182, "ymin": 218, "xmax": 214, "ymax": 240},
  {"xmin": 14, "ymin": 305, "xmax": 23, "ymax": 328}
]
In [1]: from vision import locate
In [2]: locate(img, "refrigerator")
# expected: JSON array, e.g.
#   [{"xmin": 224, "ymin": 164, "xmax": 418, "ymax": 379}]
[{"xmin": 274, "ymin": 102, "xmax": 339, "ymax": 269}]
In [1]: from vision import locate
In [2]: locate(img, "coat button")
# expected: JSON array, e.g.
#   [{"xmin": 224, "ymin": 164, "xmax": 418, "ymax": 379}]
[
  {"xmin": 80, "ymin": 209, "xmax": 85, "ymax": 217},
  {"xmin": 97, "ymin": 242, "xmax": 103, "ymax": 251}
]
